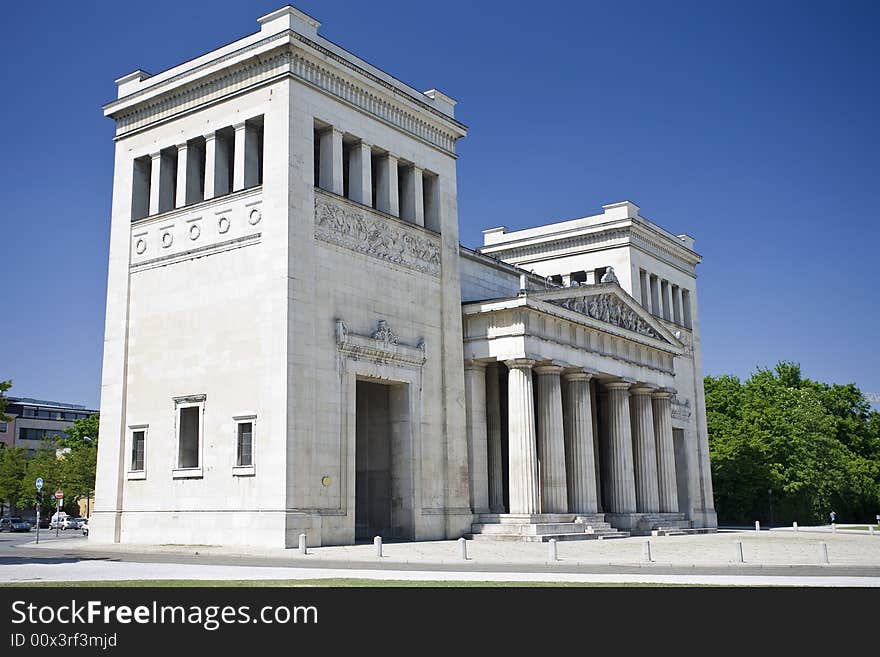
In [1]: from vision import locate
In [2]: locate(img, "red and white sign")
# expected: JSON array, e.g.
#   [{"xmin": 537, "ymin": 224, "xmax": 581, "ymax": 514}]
[{"xmin": 54, "ymin": 490, "xmax": 63, "ymax": 500}]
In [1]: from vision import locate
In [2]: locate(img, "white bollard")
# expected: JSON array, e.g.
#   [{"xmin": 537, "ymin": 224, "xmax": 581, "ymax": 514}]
[
  {"xmin": 298, "ymin": 533, "xmax": 308, "ymax": 556},
  {"xmin": 870, "ymin": 526, "xmax": 875, "ymax": 536},
  {"xmin": 793, "ymin": 521, "xmax": 798, "ymax": 532},
  {"xmin": 819, "ymin": 542, "xmax": 829, "ymax": 564},
  {"xmin": 832, "ymin": 523, "xmax": 837, "ymax": 534},
  {"xmin": 734, "ymin": 541, "xmax": 744, "ymax": 563},
  {"xmin": 643, "ymin": 540, "xmax": 653, "ymax": 563},
  {"xmin": 586, "ymin": 525, "xmax": 593, "ymax": 534},
  {"xmin": 548, "ymin": 538, "xmax": 558, "ymax": 561},
  {"xmin": 458, "ymin": 537, "xmax": 468, "ymax": 560},
  {"xmin": 374, "ymin": 535, "xmax": 382, "ymax": 558},
  {"xmin": 755, "ymin": 521, "xmax": 760, "ymax": 532}
]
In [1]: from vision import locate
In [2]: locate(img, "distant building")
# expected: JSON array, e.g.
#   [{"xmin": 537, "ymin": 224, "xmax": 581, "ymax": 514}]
[{"xmin": 2, "ymin": 398, "xmax": 97, "ymax": 456}]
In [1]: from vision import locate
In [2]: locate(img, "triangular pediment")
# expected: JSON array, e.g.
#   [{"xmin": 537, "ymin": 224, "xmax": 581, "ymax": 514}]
[{"xmin": 530, "ymin": 283, "xmax": 681, "ymax": 346}]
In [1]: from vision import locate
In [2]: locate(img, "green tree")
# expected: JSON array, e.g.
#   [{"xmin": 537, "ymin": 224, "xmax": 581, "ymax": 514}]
[
  {"xmin": 0, "ymin": 447, "xmax": 27, "ymax": 513},
  {"xmin": 19, "ymin": 448, "xmax": 64, "ymax": 514},
  {"xmin": 59, "ymin": 413, "xmax": 99, "ymax": 450},
  {"xmin": 0, "ymin": 379, "xmax": 11, "ymax": 422},
  {"xmin": 706, "ymin": 362, "xmax": 880, "ymax": 525},
  {"xmin": 62, "ymin": 442, "xmax": 97, "ymax": 516}
]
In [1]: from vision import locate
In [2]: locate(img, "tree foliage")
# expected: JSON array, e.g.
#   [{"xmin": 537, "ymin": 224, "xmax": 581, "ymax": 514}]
[
  {"xmin": 0, "ymin": 379, "xmax": 11, "ymax": 422},
  {"xmin": 707, "ymin": 362, "xmax": 880, "ymax": 525}
]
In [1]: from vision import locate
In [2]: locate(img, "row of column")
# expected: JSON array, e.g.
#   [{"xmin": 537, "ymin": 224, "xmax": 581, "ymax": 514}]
[
  {"xmin": 315, "ymin": 125, "xmax": 435, "ymax": 228},
  {"xmin": 639, "ymin": 270, "xmax": 692, "ymax": 329},
  {"xmin": 464, "ymin": 360, "xmax": 678, "ymax": 517},
  {"xmin": 139, "ymin": 120, "xmax": 262, "ymax": 219}
]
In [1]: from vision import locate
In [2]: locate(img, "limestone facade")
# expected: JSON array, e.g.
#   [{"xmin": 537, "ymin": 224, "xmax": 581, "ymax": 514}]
[{"xmin": 91, "ymin": 6, "xmax": 715, "ymax": 549}]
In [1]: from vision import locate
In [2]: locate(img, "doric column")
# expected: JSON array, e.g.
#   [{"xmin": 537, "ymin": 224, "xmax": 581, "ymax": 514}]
[
  {"xmin": 401, "ymin": 165, "xmax": 425, "ymax": 226},
  {"xmin": 349, "ymin": 141, "xmax": 372, "ymax": 206},
  {"xmin": 562, "ymin": 371, "xmax": 598, "ymax": 514},
  {"xmin": 630, "ymin": 385, "xmax": 660, "ymax": 512},
  {"xmin": 650, "ymin": 275, "xmax": 660, "ymax": 317},
  {"xmin": 652, "ymin": 390, "xmax": 679, "ymax": 512},
  {"xmin": 319, "ymin": 127, "xmax": 344, "ymax": 195},
  {"xmin": 464, "ymin": 360, "xmax": 490, "ymax": 514},
  {"xmin": 175, "ymin": 143, "xmax": 188, "ymax": 208},
  {"xmin": 603, "ymin": 381, "xmax": 637, "ymax": 513},
  {"xmin": 506, "ymin": 359, "xmax": 539, "ymax": 514},
  {"xmin": 485, "ymin": 362, "xmax": 505, "ymax": 513},
  {"xmin": 203, "ymin": 132, "xmax": 217, "ymax": 200},
  {"xmin": 233, "ymin": 122, "xmax": 247, "ymax": 192},
  {"xmin": 662, "ymin": 281, "xmax": 672, "ymax": 322},
  {"xmin": 535, "ymin": 365, "xmax": 567, "ymax": 513},
  {"xmin": 148, "ymin": 151, "xmax": 161, "ymax": 216},
  {"xmin": 376, "ymin": 153, "xmax": 399, "ymax": 216},
  {"xmin": 672, "ymin": 285, "xmax": 683, "ymax": 325}
]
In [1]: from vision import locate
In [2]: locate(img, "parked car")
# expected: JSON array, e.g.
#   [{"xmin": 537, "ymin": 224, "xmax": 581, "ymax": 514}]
[
  {"xmin": 49, "ymin": 512, "xmax": 70, "ymax": 530},
  {"xmin": 0, "ymin": 516, "xmax": 33, "ymax": 532},
  {"xmin": 81, "ymin": 518, "xmax": 89, "ymax": 537},
  {"xmin": 60, "ymin": 517, "xmax": 83, "ymax": 530}
]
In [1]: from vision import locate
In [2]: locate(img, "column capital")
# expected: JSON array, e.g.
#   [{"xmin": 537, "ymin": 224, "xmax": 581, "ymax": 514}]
[
  {"xmin": 385, "ymin": 152, "xmax": 399, "ymax": 162},
  {"xmin": 630, "ymin": 385, "xmax": 656, "ymax": 396},
  {"xmin": 358, "ymin": 139, "xmax": 372, "ymax": 150},
  {"xmin": 149, "ymin": 151, "xmax": 161, "ymax": 161},
  {"xmin": 563, "ymin": 368, "xmax": 593, "ymax": 382},
  {"xmin": 203, "ymin": 131, "xmax": 216, "ymax": 142},
  {"xmin": 534, "ymin": 364, "xmax": 564, "ymax": 376},
  {"xmin": 176, "ymin": 142, "xmax": 188, "ymax": 152},
  {"xmin": 605, "ymin": 381, "xmax": 632, "ymax": 391},
  {"xmin": 505, "ymin": 358, "xmax": 535, "ymax": 371},
  {"xmin": 463, "ymin": 359, "xmax": 489, "ymax": 371},
  {"xmin": 331, "ymin": 126, "xmax": 344, "ymax": 136},
  {"xmin": 233, "ymin": 121, "xmax": 247, "ymax": 131},
  {"xmin": 651, "ymin": 389, "xmax": 673, "ymax": 400}
]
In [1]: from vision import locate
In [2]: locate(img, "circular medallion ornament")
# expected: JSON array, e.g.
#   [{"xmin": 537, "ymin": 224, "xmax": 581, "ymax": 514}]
[
  {"xmin": 321, "ymin": 476, "xmax": 331, "ymax": 487},
  {"xmin": 161, "ymin": 231, "xmax": 173, "ymax": 248},
  {"xmin": 189, "ymin": 224, "xmax": 201, "ymax": 240},
  {"xmin": 248, "ymin": 208, "xmax": 262, "ymax": 225},
  {"xmin": 218, "ymin": 217, "xmax": 230, "ymax": 234},
  {"xmin": 135, "ymin": 239, "xmax": 147, "ymax": 255}
]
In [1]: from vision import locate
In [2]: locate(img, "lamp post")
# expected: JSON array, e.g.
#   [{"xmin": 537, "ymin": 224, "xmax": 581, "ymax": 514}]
[
  {"xmin": 768, "ymin": 488, "xmax": 774, "ymax": 527},
  {"xmin": 83, "ymin": 436, "xmax": 93, "ymax": 518}
]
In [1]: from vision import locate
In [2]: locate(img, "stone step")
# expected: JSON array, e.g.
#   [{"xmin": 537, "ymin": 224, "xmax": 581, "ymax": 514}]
[
  {"xmin": 651, "ymin": 527, "xmax": 716, "ymax": 537},
  {"xmin": 470, "ymin": 522, "xmax": 615, "ymax": 536},
  {"xmin": 466, "ymin": 531, "xmax": 630, "ymax": 543},
  {"xmin": 476, "ymin": 513, "xmax": 582, "ymax": 524}
]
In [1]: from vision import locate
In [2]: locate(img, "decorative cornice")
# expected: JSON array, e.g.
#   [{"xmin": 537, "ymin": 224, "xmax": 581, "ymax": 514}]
[
  {"xmin": 109, "ymin": 35, "xmax": 462, "ymax": 155},
  {"xmin": 314, "ymin": 189, "xmax": 441, "ymax": 277},
  {"xmin": 336, "ymin": 319, "xmax": 426, "ymax": 368}
]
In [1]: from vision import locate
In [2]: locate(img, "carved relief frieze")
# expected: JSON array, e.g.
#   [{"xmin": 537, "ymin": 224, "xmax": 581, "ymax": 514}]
[
  {"xmin": 549, "ymin": 293, "xmax": 661, "ymax": 339},
  {"xmin": 315, "ymin": 192, "xmax": 441, "ymax": 277},
  {"xmin": 672, "ymin": 394, "xmax": 692, "ymax": 420}
]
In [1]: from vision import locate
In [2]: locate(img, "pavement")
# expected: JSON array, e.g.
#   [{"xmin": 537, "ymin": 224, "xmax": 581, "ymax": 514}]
[{"xmin": 2, "ymin": 525, "xmax": 880, "ymax": 586}]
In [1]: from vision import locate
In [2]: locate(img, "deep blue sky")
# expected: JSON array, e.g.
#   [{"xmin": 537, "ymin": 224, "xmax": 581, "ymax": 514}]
[{"xmin": 1, "ymin": 1, "xmax": 878, "ymax": 409}]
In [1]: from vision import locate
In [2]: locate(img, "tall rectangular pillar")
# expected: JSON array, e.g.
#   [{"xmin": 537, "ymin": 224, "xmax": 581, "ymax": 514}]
[
  {"xmin": 400, "ymin": 165, "xmax": 425, "ymax": 226},
  {"xmin": 375, "ymin": 153, "xmax": 399, "ymax": 217},
  {"xmin": 175, "ymin": 143, "xmax": 188, "ymax": 208},
  {"xmin": 148, "ymin": 151, "xmax": 161, "ymax": 216},
  {"xmin": 464, "ymin": 360, "xmax": 490, "ymax": 514},
  {"xmin": 485, "ymin": 363, "xmax": 505, "ymax": 513},
  {"xmin": 349, "ymin": 141, "xmax": 372, "ymax": 206},
  {"xmin": 233, "ymin": 122, "xmax": 247, "ymax": 192},
  {"xmin": 203, "ymin": 133, "xmax": 216, "ymax": 200},
  {"xmin": 319, "ymin": 127, "xmax": 343, "ymax": 195}
]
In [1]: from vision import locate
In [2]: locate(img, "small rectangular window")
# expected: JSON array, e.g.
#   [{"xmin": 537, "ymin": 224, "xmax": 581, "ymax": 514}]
[
  {"xmin": 131, "ymin": 430, "xmax": 145, "ymax": 472},
  {"xmin": 0, "ymin": 422, "xmax": 7, "ymax": 433},
  {"xmin": 237, "ymin": 422, "xmax": 253, "ymax": 467},
  {"xmin": 178, "ymin": 406, "xmax": 200, "ymax": 469}
]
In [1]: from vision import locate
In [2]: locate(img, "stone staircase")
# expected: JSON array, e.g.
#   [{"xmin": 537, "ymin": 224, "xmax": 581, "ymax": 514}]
[{"xmin": 467, "ymin": 513, "xmax": 630, "ymax": 542}]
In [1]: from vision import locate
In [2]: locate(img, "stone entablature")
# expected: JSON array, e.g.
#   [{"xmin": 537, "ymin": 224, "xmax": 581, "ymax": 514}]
[
  {"xmin": 463, "ymin": 285, "xmax": 682, "ymax": 378},
  {"xmin": 479, "ymin": 222, "xmax": 699, "ymax": 277},
  {"xmin": 549, "ymin": 293, "xmax": 660, "ymax": 339},
  {"xmin": 314, "ymin": 188, "xmax": 441, "ymax": 277},
  {"xmin": 335, "ymin": 319, "xmax": 426, "ymax": 368},
  {"xmin": 130, "ymin": 187, "xmax": 262, "ymax": 272},
  {"xmin": 105, "ymin": 31, "xmax": 464, "ymax": 154}
]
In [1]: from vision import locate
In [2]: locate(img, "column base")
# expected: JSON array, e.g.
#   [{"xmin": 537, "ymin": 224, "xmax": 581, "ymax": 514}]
[{"xmin": 688, "ymin": 508, "xmax": 718, "ymax": 529}]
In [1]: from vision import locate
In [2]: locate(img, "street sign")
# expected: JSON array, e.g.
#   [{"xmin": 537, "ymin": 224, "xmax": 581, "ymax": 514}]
[
  {"xmin": 54, "ymin": 490, "xmax": 63, "ymax": 500},
  {"xmin": 36, "ymin": 477, "xmax": 43, "ymax": 490}
]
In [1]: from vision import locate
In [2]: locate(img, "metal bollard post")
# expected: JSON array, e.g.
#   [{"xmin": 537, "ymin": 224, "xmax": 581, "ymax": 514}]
[
  {"xmin": 793, "ymin": 521, "xmax": 798, "ymax": 532},
  {"xmin": 643, "ymin": 540, "xmax": 653, "ymax": 563},
  {"xmin": 831, "ymin": 523, "xmax": 836, "ymax": 534},
  {"xmin": 458, "ymin": 537, "xmax": 468, "ymax": 560},
  {"xmin": 298, "ymin": 533, "xmax": 308, "ymax": 556},
  {"xmin": 734, "ymin": 541, "xmax": 744, "ymax": 563},
  {"xmin": 548, "ymin": 538, "xmax": 558, "ymax": 562},
  {"xmin": 755, "ymin": 520, "xmax": 760, "ymax": 532},
  {"xmin": 819, "ymin": 542, "xmax": 829, "ymax": 564},
  {"xmin": 374, "ymin": 535, "xmax": 382, "ymax": 558}
]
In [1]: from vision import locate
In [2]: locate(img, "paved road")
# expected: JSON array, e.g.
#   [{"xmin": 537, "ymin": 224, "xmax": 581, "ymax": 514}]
[{"xmin": 3, "ymin": 528, "xmax": 880, "ymax": 586}]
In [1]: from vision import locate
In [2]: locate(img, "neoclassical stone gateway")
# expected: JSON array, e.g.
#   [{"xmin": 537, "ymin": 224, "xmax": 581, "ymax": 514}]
[{"xmin": 91, "ymin": 6, "xmax": 716, "ymax": 548}]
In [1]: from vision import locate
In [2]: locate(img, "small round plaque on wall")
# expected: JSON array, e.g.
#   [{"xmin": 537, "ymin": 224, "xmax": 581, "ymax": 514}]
[
  {"xmin": 161, "ymin": 232, "xmax": 173, "ymax": 248},
  {"xmin": 189, "ymin": 224, "xmax": 201, "ymax": 240},
  {"xmin": 321, "ymin": 476, "xmax": 331, "ymax": 487},
  {"xmin": 135, "ymin": 239, "xmax": 147, "ymax": 254},
  {"xmin": 218, "ymin": 217, "xmax": 230, "ymax": 234},
  {"xmin": 248, "ymin": 208, "xmax": 262, "ymax": 225}
]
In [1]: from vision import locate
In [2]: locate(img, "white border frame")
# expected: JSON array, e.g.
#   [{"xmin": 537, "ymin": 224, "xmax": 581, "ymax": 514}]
[
  {"xmin": 172, "ymin": 395, "xmax": 205, "ymax": 479},
  {"xmin": 232, "ymin": 413, "xmax": 257, "ymax": 476},
  {"xmin": 126, "ymin": 424, "xmax": 148, "ymax": 480}
]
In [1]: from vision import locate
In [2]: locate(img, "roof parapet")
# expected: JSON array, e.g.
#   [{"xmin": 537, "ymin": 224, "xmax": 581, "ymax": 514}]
[
  {"xmin": 258, "ymin": 5, "xmax": 320, "ymax": 35},
  {"xmin": 114, "ymin": 70, "xmax": 151, "ymax": 99}
]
